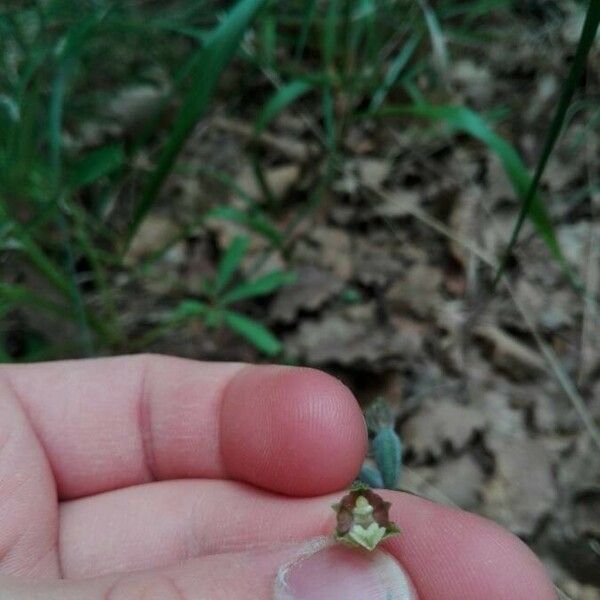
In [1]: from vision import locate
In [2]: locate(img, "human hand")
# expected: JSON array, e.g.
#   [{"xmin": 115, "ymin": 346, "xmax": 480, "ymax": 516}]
[{"xmin": 0, "ymin": 355, "xmax": 555, "ymax": 599}]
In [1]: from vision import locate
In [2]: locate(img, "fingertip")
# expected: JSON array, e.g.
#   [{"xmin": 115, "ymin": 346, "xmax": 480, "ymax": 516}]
[
  {"xmin": 220, "ymin": 366, "xmax": 367, "ymax": 496},
  {"xmin": 383, "ymin": 492, "xmax": 556, "ymax": 600}
]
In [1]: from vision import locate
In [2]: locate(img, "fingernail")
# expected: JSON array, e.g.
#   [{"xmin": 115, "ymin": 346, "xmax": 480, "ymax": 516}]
[{"xmin": 274, "ymin": 539, "xmax": 417, "ymax": 600}]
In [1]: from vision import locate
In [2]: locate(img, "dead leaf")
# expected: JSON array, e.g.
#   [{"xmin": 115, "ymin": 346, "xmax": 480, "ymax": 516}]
[
  {"xmin": 559, "ymin": 581, "xmax": 600, "ymax": 600},
  {"xmin": 296, "ymin": 226, "xmax": 354, "ymax": 280},
  {"xmin": 451, "ymin": 59, "xmax": 493, "ymax": 105},
  {"xmin": 373, "ymin": 189, "xmax": 419, "ymax": 219},
  {"xmin": 212, "ymin": 116, "xmax": 312, "ymax": 162},
  {"xmin": 474, "ymin": 325, "xmax": 545, "ymax": 380},
  {"xmin": 353, "ymin": 234, "xmax": 404, "ymax": 287},
  {"xmin": 124, "ymin": 215, "xmax": 180, "ymax": 266},
  {"xmin": 448, "ymin": 185, "xmax": 482, "ymax": 267},
  {"xmin": 512, "ymin": 279, "xmax": 574, "ymax": 332},
  {"xmin": 479, "ymin": 388, "xmax": 527, "ymax": 437},
  {"xmin": 332, "ymin": 162, "xmax": 360, "ymax": 197},
  {"xmin": 356, "ymin": 157, "xmax": 391, "ymax": 189},
  {"xmin": 286, "ymin": 304, "xmax": 424, "ymax": 368},
  {"xmin": 402, "ymin": 399, "xmax": 486, "ymax": 460},
  {"xmin": 386, "ymin": 263, "xmax": 443, "ymax": 319},
  {"xmin": 429, "ymin": 454, "xmax": 483, "ymax": 509},
  {"xmin": 235, "ymin": 163, "xmax": 300, "ymax": 201},
  {"xmin": 558, "ymin": 222, "xmax": 589, "ymax": 270},
  {"xmin": 486, "ymin": 153, "xmax": 515, "ymax": 206},
  {"xmin": 559, "ymin": 436, "xmax": 600, "ymax": 499},
  {"xmin": 482, "ymin": 435, "xmax": 557, "ymax": 537},
  {"xmin": 270, "ymin": 266, "xmax": 344, "ymax": 324}
]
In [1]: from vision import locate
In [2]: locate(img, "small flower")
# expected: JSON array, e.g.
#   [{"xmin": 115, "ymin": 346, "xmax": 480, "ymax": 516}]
[{"xmin": 332, "ymin": 482, "xmax": 400, "ymax": 551}]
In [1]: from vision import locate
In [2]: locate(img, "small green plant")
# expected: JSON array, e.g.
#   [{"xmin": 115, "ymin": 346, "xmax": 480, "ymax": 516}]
[
  {"xmin": 0, "ymin": 0, "xmax": 270, "ymax": 360},
  {"xmin": 2, "ymin": 0, "xmax": 596, "ymax": 364},
  {"xmin": 169, "ymin": 235, "xmax": 295, "ymax": 357},
  {"xmin": 359, "ymin": 398, "xmax": 403, "ymax": 490}
]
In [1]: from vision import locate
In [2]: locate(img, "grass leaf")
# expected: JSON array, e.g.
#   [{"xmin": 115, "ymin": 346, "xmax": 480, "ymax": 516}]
[
  {"xmin": 493, "ymin": 0, "xmax": 600, "ymax": 288},
  {"xmin": 170, "ymin": 299, "xmax": 209, "ymax": 321},
  {"xmin": 371, "ymin": 104, "xmax": 568, "ymax": 276},
  {"xmin": 0, "ymin": 282, "xmax": 69, "ymax": 318},
  {"xmin": 127, "ymin": 0, "xmax": 267, "ymax": 246},
  {"xmin": 369, "ymin": 33, "xmax": 421, "ymax": 112},
  {"xmin": 416, "ymin": 0, "xmax": 450, "ymax": 83},
  {"xmin": 67, "ymin": 144, "xmax": 125, "ymax": 189},
  {"xmin": 207, "ymin": 205, "xmax": 283, "ymax": 247},
  {"xmin": 323, "ymin": 0, "xmax": 340, "ymax": 70},
  {"xmin": 0, "ymin": 204, "xmax": 72, "ymax": 298},
  {"xmin": 255, "ymin": 79, "xmax": 313, "ymax": 134},
  {"xmin": 294, "ymin": 0, "xmax": 318, "ymax": 61},
  {"xmin": 221, "ymin": 270, "xmax": 296, "ymax": 304},
  {"xmin": 223, "ymin": 309, "xmax": 281, "ymax": 355},
  {"xmin": 214, "ymin": 235, "xmax": 250, "ymax": 295}
]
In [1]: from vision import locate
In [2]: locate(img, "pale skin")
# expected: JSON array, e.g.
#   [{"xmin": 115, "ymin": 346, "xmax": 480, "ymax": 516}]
[{"xmin": 0, "ymin": 354, "xmax": 556, "ymax": 599}]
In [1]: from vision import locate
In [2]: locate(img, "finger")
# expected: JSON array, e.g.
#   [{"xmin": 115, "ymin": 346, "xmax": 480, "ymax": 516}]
[
  {"xmin": 59, "ymin": 481, "xmax": 555, "ymax": 599},
  {"xmin": 1, "ymin": 549, "xmax": 297, "ymax": 600},
  {"xmin": 1, "ymin": 542, "xmax": 418, "ymax": 600},
  {"xmin": 1, "ymin": 355, "xmax": 366, "ymax": 499},
  {"xmin": 60, "ymin": 481, "xmax": 329, "ymax": 577},
  {"xmin": 0, "ymin": 378, "xmax": 59, "ymax": 578},
  {"xmin": 380, "ymin": 490, "xmax": 555, "ymax": 600}
]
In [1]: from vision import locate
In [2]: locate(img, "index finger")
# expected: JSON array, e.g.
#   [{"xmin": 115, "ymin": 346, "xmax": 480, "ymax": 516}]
[{"xmin": 1, "ymin": 354, "xmax": 367, "ymax": 499}]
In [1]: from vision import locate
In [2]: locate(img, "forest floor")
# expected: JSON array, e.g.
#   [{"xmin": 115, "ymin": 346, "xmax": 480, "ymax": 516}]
[{"xmin": 3, "ymin": 2, "xmax": 600, "ymax": 596}]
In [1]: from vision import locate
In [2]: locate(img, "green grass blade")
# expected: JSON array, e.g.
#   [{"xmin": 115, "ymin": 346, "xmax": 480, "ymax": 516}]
[
  {"xmin": 416, "ymin": 0, "xmax": 450, "ymax": 82},
  {"xmin": 207, "ymin": 205, "xmax": 283, "ymax": 247},
  {"xmin": 221, "ymin": 270, "xmax": 296, "ymax": 304},
  {"xmin": 0, "ymin": 204, "xmax": 72, "ymax": 298},
  {"xmin": 371, "ymin": 104, "xmax": 568, "ymax": 276},
  {"xmin": 50, "ymin": 23, "xmax": 97, "ymax": 355},
  {"xmin": 369, "ymin": 33, "xmax": 421, "ymax": 112},
  {"xmin": 294, "ymin": 0, "xmax": 318, "ymax": 61},
  {"xmin": 493, "ymin": 0, "xmax": 600, "ymax": 288},
  {"xmin": 170, "ymin": 299, "xmax": 209, "ymax": 321},
  {"xmin": 214, "ymin": 235, "xmax": 250, "ymax": 295},
  {"xmin": 67, "ymin": 144, "xmax": 125, "ymax": 189},
  {"xmin": 255, "ymin": 79, "xmax": 313, "ymax": 133},
  {"xmin": 127, "ymin": 0, "xmax": 267, "ymax": 246},
  {"xmin": 323, "ymin": 0, "xmax": 340, "ymax": 70},
  {"xmin": 0, "ymin": 283, "xmax": 70, "ymax": 318},
  {"xmin": 259, "ymin": 3, "xmax": 277, "ymax": 68},
  {"xmin": 223, "ymin": 309, "xmax": 281, "ymax": 355}
]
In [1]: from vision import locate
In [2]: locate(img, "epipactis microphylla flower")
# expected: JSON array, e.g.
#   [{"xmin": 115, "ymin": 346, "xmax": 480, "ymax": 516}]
[{"xmin": 332, "ymin": 482, "xmax": 400, "ymax": 551}]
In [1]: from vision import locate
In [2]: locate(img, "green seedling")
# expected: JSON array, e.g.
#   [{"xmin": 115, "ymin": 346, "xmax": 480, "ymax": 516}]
[
  {"xmin": 360, "ymin": 398, "xmax": 403, "ymax": 490},
  {"xmin": 170, "ymin": 235, "xmax": 295, "ymax": 356}
]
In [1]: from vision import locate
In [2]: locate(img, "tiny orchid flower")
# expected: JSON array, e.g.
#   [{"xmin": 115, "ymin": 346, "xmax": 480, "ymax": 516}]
[{"xmin": 332, "ymin": 482, "xmax": 400, "ymax": 551}]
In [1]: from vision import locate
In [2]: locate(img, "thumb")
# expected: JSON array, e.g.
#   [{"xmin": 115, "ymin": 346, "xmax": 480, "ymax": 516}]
[{"xmin": 1, "ymin": 538, "xmax": 417, "ymax": 600}]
